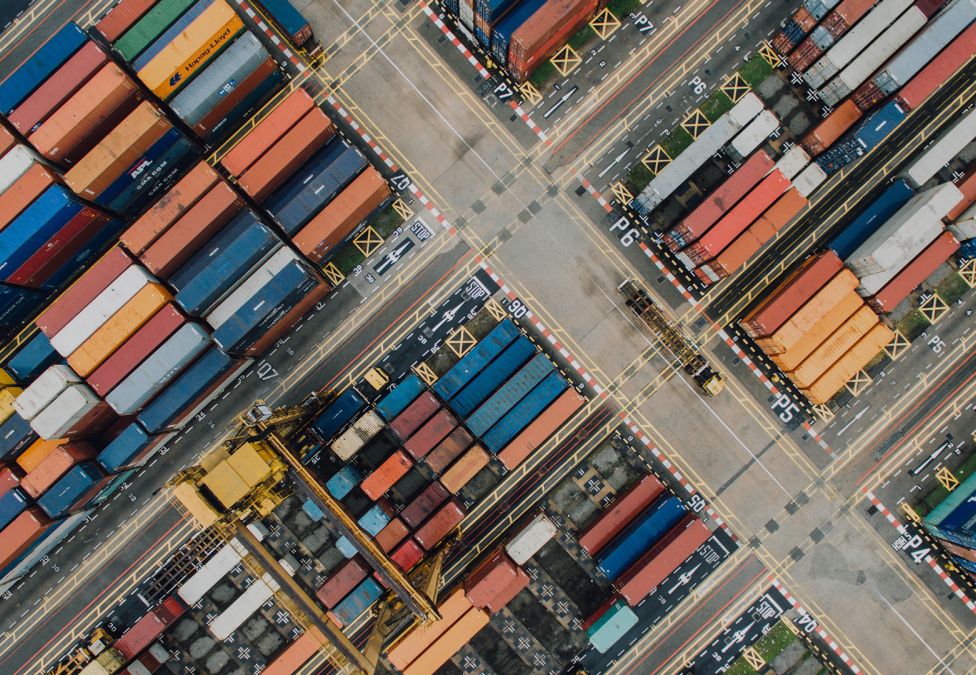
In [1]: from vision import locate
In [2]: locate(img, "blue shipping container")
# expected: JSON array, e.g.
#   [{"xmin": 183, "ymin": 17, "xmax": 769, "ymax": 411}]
[
  {"xmin": 0, "ymin": 23, "xmax": 88, "ymax": 114},
  {"xmin": 105, "ymin": 134, "xmax": 197, "ymax": 214},
  {"xmin": 41, "ymin": 218, "xmax": 126, "ymax": 293},
  {"xmin": 433, "ymin": 319, "xmax": 520, "ymax": 400},
  {"xmin": 96, "ymin": 423, "xmax": 154, "ymax": 473},
  {"xmin": 267, "ymin": 141, "xmax": 368, "ymax": 235},
  {"xmin": 95, "ymin": 129, "xmax": 184, "ymax": 207},
  {"xmin": 332, "ymin": 578, "xmax": 383, "ymax": 626},
  {"xmin": 255, "ymin": 0, "xmax": 311, "ymax": 43},
  {"xmin": 587, "ymin": 601, "xmax": 639, "ymax": 654},
  {"xmin": 358, "ymin": 504, "xmax": 391, "ymax": 536},
  {"xmin": 450, "ymin": 336, "xmax": 536, "ymax": 418},
  {"xmin": 133, "ymin": 0, "xmax": 216, "ymax": 71},
  {"xmin": 0, "ymin": 186, "xmax": 83, "ymax": 281},
  {"xmin": 490, "ymin": 0, "xmax": 547, "ymax": 65},
  {"xmin": 0, "ymin": 488, "xmax": 29, "ymax": 530},
  {"xmin": 597, "ymin": 496, "xmax": 686, "ymax": 580},
  {"xmin": 482, "ymin": 370, "xmax": 568, "ymax": 452},
  {"xmin": 0, "ymin": 413, "xmax": 36, "ymax": 460},
  {"xmin": 816, "ymin": 101, "xmax": 906, "ymax": 175},
  {"xmin": 335, "ymin": 535, "xmax": 358, "ymax": 558},
  {"xmin": 829, "ymin": 181, "xmax": 914, "ymax": 259},
  {"xmin": 954, "ymin": 555, "xmax": 976, "ymax": 574},
  {"xmin": 204, "ymin": 68, "xmax": 285, "ymax": 142},
  {"xmin": 476, "ymin": 0, "xmax": 518, "ymax": 22},
  {"xmin": 376, "ymin": 374, "xmax": 425, "ymax": 421},
  {"xmin": 326, "ymin": 465, "xmax": 362, "ymax": 499},
  {"xmin": 137, "ymin": 347, "xmax": 235, "ymax": 432},
  {"xmin": 1, "ymin": 284, "xmax": 49, "ymax": 331},
  {"xmin": 4, "ymin": 331, "xmax": 60, "ymax": 384},
  {"xmin": 38, "ymin": 462, "xmax": 106, "ymax": 518},
  {"xmin": 466, "ymin": 352, "xmax": 554, "ymax": 436},
  {"xmin": 303, "ymin": 498, "xmax": 325, "ymax": 521},
  {"xmin": 223, "ymin": 276, "xmax": 319, "ymax": 354},
  {"xmin": 312, "ymin": 389, "xmax": 367, "ymax": 441}
]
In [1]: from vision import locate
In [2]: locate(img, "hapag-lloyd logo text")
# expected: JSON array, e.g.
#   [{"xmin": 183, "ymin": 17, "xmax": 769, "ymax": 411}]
[{"xmin": 168, "ymin": 25, "xmax": 235, "ymax": 87}]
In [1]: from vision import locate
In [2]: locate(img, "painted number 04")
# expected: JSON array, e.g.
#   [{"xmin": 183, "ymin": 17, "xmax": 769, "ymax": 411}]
[{"xmin": 610, "ymin": 217, "xmax": 638, "ymax": 247}]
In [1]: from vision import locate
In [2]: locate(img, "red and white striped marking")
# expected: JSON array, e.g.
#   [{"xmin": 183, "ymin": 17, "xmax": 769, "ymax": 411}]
[
  {"xmin": 579, "ymin": 175, "xmax": 614, "ymax": 214},
  {"xmin": 864, "ymin": 490, "xmax": 976, "ymax": 615},
  {"xmin": 233, "ymin": 0, "xmax": 304, "ymax": 69},
  {"xmin": 419, "ymin": 2, "xmax": 551, "ymax": 146},
  {"xmin": 770, "ymin": 578, "xmax": 861, "ymax": 674}
]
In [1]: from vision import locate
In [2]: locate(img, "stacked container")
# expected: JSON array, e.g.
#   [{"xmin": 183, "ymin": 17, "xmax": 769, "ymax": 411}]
[
  {"xmin": 506, "ymin": 0, "xmax": 602, "ymax": 82},
  {"xmin": 788, "ymin": 0, "xmax": 880, "ymax": 73}
]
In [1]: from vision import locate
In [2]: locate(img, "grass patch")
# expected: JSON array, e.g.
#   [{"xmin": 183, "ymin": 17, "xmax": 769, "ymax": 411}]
[
  {"xmin": 896, "ymin": 308, "xmax": 929, "ymax": 341},
  {"xmin": 568, "ymin": 25, "xmax": 596, "ymax": 52},
  {"xmin": 739, "ymin": 55, "xmax": 773, "ymax": 89},
  {"xmin": 724, "ymin": 659, "xmax": 758, "ymax": 675},
  {"xmin": 330, "ymin": 242, "xmax": 366, "ymax": 276},
  {"xmin": 699, "ymin": 89, "xmax": 734, "ymax": 122},
  {"xmin": 918, "ymin": 452, "xmax": 976, "ymax": 515},
  {"xmin": 608, "ymin": 0, "xmax": 643, "ymax": 16},
  {"xmin": 660, "ymin": 126, "xmax": 694, "ymax": 158},
  {"xmin": 755, "ymin": 621, "xmax": 797, "ymax": 662},
  {"xmin": 624, "ymin": 161, "xmax": 655, "ymax": 195},
  {"xmin": 371, "ymin": 203, "xmax": 406, "ymax": 239},
  {"xmin": 528, "ymin": 60, "xmax": 558, "ymax": 91},
  {"xmin": 938, "ymin": 272, "xmax": 970, "ymax": 304}
]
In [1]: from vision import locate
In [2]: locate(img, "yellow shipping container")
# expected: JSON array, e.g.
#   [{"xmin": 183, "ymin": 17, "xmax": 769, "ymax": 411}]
[
  {"xmin": 200, "ymin": 461, "xmax": 251, "ymax": 509},
  {"xmin": 801, "ymin": 323, "xmax": 895, "ymax": 405},
  {"xmin": 755, "ymin": 270, "xmax": 859, "ymax": 355},
  {"xmin": 67, "ymin": 284, "xmax": 172, "ymax": 377},
  {"xmin": 789, "ymin": 306, "xmax": 878, "ymax": 389},
  {"xmin": 403, "ymin": 608, "xmax": 489, "ymax": 675},
  {"xmin": 770, "ymin": 293, "xmax": 862, "ymax": 373},
  {"xmin": 138, "ymin": 1, "xmax": 243, "ymax": 99},
  {"xmin": 0, "ymin": 386, "xmax": 23, "ymax": 424},
  {"xmin": 225, "ymin": 441, "xmax": 272, "ymax": 489},
  {"xmin": 0, "ymin": 368, "xmax": 15, "ymax": 386},
  {"xmin": 16, "ymin": 438, "xmax": 64, "ymax": 472}
]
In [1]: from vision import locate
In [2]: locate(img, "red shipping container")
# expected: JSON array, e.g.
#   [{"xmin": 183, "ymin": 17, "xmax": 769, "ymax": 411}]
[
  {"xmin": 485, "ymin": 567, "xmax": 529, "ymax": 614},
  {"xmin": 316, "ymin": 557, "xmax": 368, "ymax": 608},
  {"xmin": 86, "ymin": 305, "xmax": 187, "ymax": 396},
  {"xmin": 898, "ymin": 23, "xmax": 976, "ymax": 111},
  {"xmin": 389, "ymin": 391, "xmax": 439, "ymax": 441},
  {"xmin": 140, "ymin": 183, "xmax": 244, "ymax": 277},
  {"xmin": 739, "ymin": 251, "xmax": 843, "ymax": 338},
  {"xmin": 670, "ymin": 152, "xmax": 774, "ymax": 244},
  {"xmin": 20, "ymin": 442, "xmax": 95, "ymax": 498},
  {"xmin": 617, "ymin": 516, "xmax": 711, "ymax": 606},
  {"xmin": 8, "ymin": 209, "xmax": 113, "ymax": 289},
  {"xmin": 361, "ymin": 450, "xmax": 412, "ymax": 500},
  {"xmin": 852, "ymin": 80, "xmax": 887, "ymax": 113},
  {"xmin": 425, "ymin": 426, "xmax": 472, "ymax": 474},
  {"xmin": 375, "ymin": 518, "xmax": 410, "ymax": 552},
  {"xmin": 498, "ymin": 388, "xmax": 585, "ymax": 470},
  {"xmin": 28, "ymin": 63, "xmax": 142, "ymax": 166},
  {"xmin": 788, "ymin": 39, "xmax": 822, "ymax": 72},
  {"xmin": 868, "ymin": 232, "xmax": 960, "ymax": 313},
  {"xmin": 237, "ymin": 109, "xmax": 335, "ymax": 201},
  {"xmin": 464, "ymin": 550, "xmax": 518, "ymax": 609},
  {"xmin": 35, "ymin": 246, "xmax": 133, "ymax": 337},
  {"xmin": 0, "ymin": 124, "xmax": 15, "ymax": 156},
  {"xmin": 8, "ymin": 42, "xmax": 108, "ymax": 135},
  {"xmin": 948, "ymin": 167, "xmax": 976, "ymax": 221},
  {"xmin": 194, "ymin": 59, "xmax": 277, "ymax": 138},
  {"xmin": 0, "ymin": 508, "xmax": 51, "ymax": 569},
  {"xmin": 914, "ymin": 0, "xmax": 945, "ymax": 17},
  {"xmin": 0, "ymin": 163, "xmax": 57, "ymax": 231},
  {"xmin": 390, "ymin": 538, "xmax": 424, "ymax": 572},
  {"xmin": 123, "ymin": 162, "xmax": 220, "ymax": 255},
  {"xmin": 508, "ymin": 0, "xmax": 600, "ymax": 82},
  {"xmin": 414, "ymin": 500, "xmax": 464, "ymax": 550},
  {"xmin": 220, "ymin": 88, "xmax": 315, "ymax": 177},
  {"xmin": 0, "ymin": 466, "xmax": 24, "ymax": 497},
  {"xmin": 95, "ymin": 0, "xmax": 158, "ymax": 42},
  {"xmin": 578, "ymin": 474, "xmax": 665, "ymax": 556},
  {"xmin": 241, "ymin": 281, "xmax": 330, "ymax": 356},
  {"xmin": 403, "ymin": 409, "xmax": 456, "ymax": 460},
  {"xmin": 400, "ymin": 481, "xmax": 450, "ymax": 529},
  {"xmin": 114, "ymin": 597, "xmax": 186, "ymax": 661}
]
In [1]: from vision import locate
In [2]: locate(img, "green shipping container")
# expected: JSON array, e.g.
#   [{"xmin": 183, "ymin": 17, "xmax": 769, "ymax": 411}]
[
  {"xmin": 115, "ymin": 0, "xmax": 198, "ymax": 61},
  {"xmin": 587, "ymin": 601, "xmax": 639, "ymax": 654}
]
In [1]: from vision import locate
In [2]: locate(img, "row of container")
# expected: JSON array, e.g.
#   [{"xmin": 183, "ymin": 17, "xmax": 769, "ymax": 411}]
[{"xmin": 924, "ymin": 471, "xmax": 976, "ymax": 578}]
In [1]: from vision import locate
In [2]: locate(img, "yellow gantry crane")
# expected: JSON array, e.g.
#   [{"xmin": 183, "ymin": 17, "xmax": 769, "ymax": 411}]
[{"xmin": 618, "ymin": 279, "xmax": 725, "ymax": 396}]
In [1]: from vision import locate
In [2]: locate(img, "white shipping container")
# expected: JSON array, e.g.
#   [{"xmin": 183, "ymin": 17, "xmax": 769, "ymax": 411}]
[
  {"xmin": 331, "ymin": 425, "xmax": 366, "ymax": 461},
  {"xmin": 904, "ymin": 107, "xmax": 976, "ymax": 188},
  {"xmin": 775, "ymin": 145, "xmax": 810, "ymax": 180},
  {"xmin": 353, "ymin": 409, "xmax": 384, "ymax": 440},
  {"xmin": 209, "ymin": 573, "xmax": 278, "ymax": 640},
  {"xmin": 0, "ymin": 145, "xmax": 38, "ymax": 194},
  {"xmin": 460, "ymin": 0, "xmax": 474, "ymax": 29},
  {"xmin": 676, "ymin": 251, "xmax": 696, "ymax": 270},
  {"xmin": 793, "ymin": 163, "xmax": 827, "ymax": 198},
  {"xmin": 205, "ymin": 247, "xmax": 300, "ymax": 329},
  {"xmin": 949, "ymin": 205, "xmax": 976, "ymax": 240},
  {"xmin": 727, "ymin": 91, "xmax": 764, "ymax": 127},
  {"xmin": 505, "ymin": 514, "xmax": 557, "ymax": 565},
  {"xmin": 731, "ymin": 110, "xmax": 779, "ymax": 158},
  {"xmin": 178, "ymin": 541, "xmax": 244, "ymax": 605},
  {"xmin": 30, "ymin": 384, "xmax": 102, "ymax": 439},
  {"xmin": 14, "ymin": 364, "xmax": 81, "ymax": 420},
  {"xmin": 836, "ymin": 7, "xmax": 926, "ymax": 92},
  {"xmin": 51, "ymin": 266, "xmax": 155, "ymax": 356},
  {"xmin": 847, "ymin": 183, "xmax": 963, "ymax": 275}
]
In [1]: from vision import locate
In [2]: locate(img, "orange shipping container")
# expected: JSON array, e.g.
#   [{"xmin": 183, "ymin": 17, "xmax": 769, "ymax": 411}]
[
  {"xmin": 947, "ymin": 168, "xmax": 976, "ymax": 221},
  {"xmin": 122, "ymin": 162, "xmax": 220, "ymax": 255},
  {"xmin": 789, "ymin": 305, "xmax": 878, "ymax": 389},
  {"xmin": 140, "ymin": 183, "xmax": 243, "ymax": 277},
  {"xmin": 498, "ymin": 388, "xmax": 585, "ymax": 470},
  {"xmin": 754, "ymin": 269, "xmax": 858, "ymax": 354},
  {"xmin": 20, "ymin": 442, "xmax": 95, "ymax": 498},
  {"xmin": 67, "ymin": 284, "xmax": 172, "ymax": 376},
  {"xmin": 0, "ymin": 124, "xmax": 15, "ymax": 155},
  {"xmin": 294, "ymin": 168, "xmax": 392, "ymax": 262},
  {"xmin": 0, "ymin": 163, "xmax": 57, "ymax": 231},
  {"xmin": 361, "ymin": 450, "xmax": 412, "ymax": 500},
  {"xmin": 0, "ymin": 508, "xmax": 51, "ymax": 569},
  {"xmin": 28, "ymin": 63, "xmax": 141, "ymax": 166},
  {"xmin": 16, "ymin": 439, "xmax": 64, "ymax": 473},
  {"xmin": 386, "ymin": 589, "xmax": 473, "ymax": 671},
  {"xmin": 769, "ymin": 292, "xmax": 862, "ymax": 372},
  {"xmin": 440, "ymin": 445, "xmax": 489, "ymax": 494},
  {"xmin": 403, "ymin": 608, "xmax": 490, "ymax": 675},
  {"xmin": 220, "ymin": 89, "xmax": 315, "ymax": 177},
  {"xmin": 263, "ymin": 628, "xmax": 325, "ymax": 675},
  {"xmin": 801, "ymin": 100, "xmax": 861, "ymax": 155},
  {"xmin": 65, "ymin": 102, "xmax": 171, "ymax": 199},
  {"xmin": 801, "ymin": 323, "xmax": 894, "ymax": 404},
  {"xmin": 238, "ymin": 108, "xmax": 334, "ymax": 201}
]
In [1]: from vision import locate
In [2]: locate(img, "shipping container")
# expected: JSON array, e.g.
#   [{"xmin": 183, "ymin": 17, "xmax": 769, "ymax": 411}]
[
  {"xmin": 389, "ymin": 537, "xmax": 423, "ymax": 571},
  {"xmin": 0, "ymin": 164, "xmax": 56, "ymax": 235},
  {"xmin": 497, "ymin": 387, "xmax": 584, "ymax": 470},
  {"xmin": 262, "ymin": 630, "xmax": 321, "ymax": 675},
  {"xmin": 358, "ymin": 503, "xmax": 391, "ymax": 536},
  {"xmin": 14, "ymin": 364, "xmax": 80, "ymax": 421},
  {"xmin": 404, "ymin": 409, "xmax": 457, "ymax": 460},
  {"xmin": 114, "ymin": 0, "xmax": 198, "ymax": 60},
  {"xmin": 482, "ymin": 370, "xmax": 568, "ymax": 452},
  {"xmin": 0, "ymin": 508, "xmax": 50, "ymax": 569},
  {"xmin": 194, "ymin": 58, "xmax": 282, "ymax": 141},
  {"xmin": 507, "ymin": 0, "xmax": 600, "ymax": 81},
  {"xmin": 904, "ymin": 107, "xmax": 976, "ymax": 188},
  {"xmin": 376, "ymin": 518, "xmax": 410, "ymax": 552},
  {"xmin": 466, "ymin": 353, "xmax": 554, "ymax": 436},
  {"xmin": 0, "ymin": 186, "xmax": 86, "ymax": 285},
  {"xmin": 803, "ymin": 100, "xmax": 862, "ymax": 155},
  {"xmin": 324, "ymin": 466, "xmax": 360, "ymax": 500},
  {"xmin": 801, "ymin": 323, "xmax": 894, "ymax": 404},
  {"xmin": 433, "ymin": 320, "xmax": 520, "ymax": 400},
  {"xmin": 95, "ymin": 0, "xmax": 158, "ymax": 43},
  {"xmin": 597, "ymin": 495, "xmax": 687, "ymax": 580},
  {"xmin": 0, "ymin": 23, "xmax": 88, "ymax": 115},
  {"xmin": 402, "ymin": 608, "xmax": 490, "ymax": 675},
  {"xmin": 255, "ymin": 0, "xmax": 313, "ymax": 46},
  {"xmin": 0, "ymin": 413, "xmax": 38, "ymax": 461},
  {"xmin": 205, "ymin": 247, "xmax": 296, "ymax": 328},
  {"xmin": 816, "ymin": 100, "xmax": 906, "ymax": 174},
  {"xmin": 769, "ymin": 292, "xmax": 862, "ymax": 373},
  {"xmin": 37, "ymin": 461, "xmax": 107, "ymax": 517},
  {"xmin": 947, "ymin": 169, "xmax": 976, "ymax": 221},
  {"xmin": 465, "ymin": 549, "xmax": 518, "ymax": 608},
  {"xmin": 449, "ymin": 337, "xmax": 536, "ymax": 418},
  {"xmin": 361, "ymin": 451, "xmax": 412, "ymax": 500},
  {"xmin": 316, "ymin": 557, "xmax": 368, "ymax": 608},
  {"xmin": 617, "ymin": 516, "xmax": 711, "ymax": 606},
  {"xmin": 730, "ymin": 110, "xmax": 780, "ymax": 158},
  {"xmin": 415, "ymin": 500, "xmax": 464, "ymax": 550},
  {"xmin": 294, "ymin": 167, "xmax": 392, "ymax": 262},
  {"xmin": 868, "ymin": 231, "xmax": 960, "ymax": 312},
  {"xmin": 238, "ymin": 108, "xmax": 335, "ymax": 201},
  {"xmin": 20, "ymin": 443, "xmax": 95, "ymax": 499},
  {"xmin": 0, "ymin": 145, "xmax": 38, "ymax": 196},
  {"xmin": 0, "ymin": 508, "xmax": 82, "ymax": 584},
  {"xmin": 177, "ymin": 539, "xmax": 245, "ymax": 605},
  {"xmin": 37, "ymin": 249, "xmax": 132, "ymax": 339},
  {"xmin": 331, "ymin": 577, "xmax": 383, "ymax": 626},
  {"xmin": 375, "ymin": 374, "xmax": 424, "ymax": 421},
  {"xmin": 740, "ymin": 251, "xmax": 843, "ymax": 337},
  {"xmin": 897, "ymin": 22, "xmax": 976, "ymax": 110},
  {"xmin": 490, "ymin": 0, "xmax": 547, "ymax": 65},
  {"xmin": 312, "ymin": 389, "xmax": 366, "ymax": 440},
  {"xmin": 134, "ymin": 0, "xmax": 223, "ymax": 73},
  {"xmin": 389, "ymin": 391, "xmax": 440, "ymax": 441},
  {"xmin": 220, "ymin": 89, "xmax": 315, "ymax": 177},
  {"xmin": 441, "ymin": 444, "xmax": 489, "ymax": 494},
  {"xmin": 0, "ymin": 488, "xmax": 28, "ymax": 530},
  {"xmin": 506, "ymin": 513, "xmax": 556, "ymax": 565},
  {"xmin": 209, "ymin": 575, "xmax": 279, "ymax": 640},
  {"xmin": 829, "ymin": 180, "xmax": 914, "ymax": 258},
  {"xmin": 788, "ymin": 305, "xmax": 878, "ymax": 388},
  {"xmin": 579, "ymin": 474, "xmax": 665, "ymax": 556},
  {"xmin": 95, "ymin": 423, "xmax": 162, "ymax": 473},
  {"xmin": 387, "ymin": 589, "xmax": 473, "ymax": 671},
  {"xmin": 426, "ymin": 426, "xmax": 474, "ymax": 474},
  {"xmin": 587, "ymin": 600, "xmax": 639, "ymax": 653},
  {"xmin": 31, "ymin": 385, "xmax": 115, "ymax": 439}
]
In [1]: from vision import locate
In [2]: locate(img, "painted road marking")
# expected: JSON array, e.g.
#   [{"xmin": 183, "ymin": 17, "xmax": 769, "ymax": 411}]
[{"xmin": 770, "ymin": 578, "xmax": 861, "ymax": 674}]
